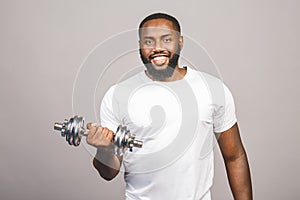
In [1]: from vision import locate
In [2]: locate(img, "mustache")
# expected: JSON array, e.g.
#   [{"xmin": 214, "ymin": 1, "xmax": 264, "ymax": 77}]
[{"xmin": 149, "ymin": 52, "xmax": 170, "ymax": 59}]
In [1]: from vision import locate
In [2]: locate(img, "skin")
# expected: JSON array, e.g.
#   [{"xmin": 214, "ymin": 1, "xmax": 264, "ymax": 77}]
[
  {"xmin": 87, "ymin": 18, "xmax": 252, "ymax": 199},
  {"xmin": 217, "ymin": 123, "xmax": 253, "ymax": 200}
]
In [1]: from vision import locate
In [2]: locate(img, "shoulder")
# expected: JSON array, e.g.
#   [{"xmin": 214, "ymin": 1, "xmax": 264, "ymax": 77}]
[
  {"xmin": 187, "ymin": 67, "xmax": 234, "ymax": 104},
  {"xmin": 187, "ymin": 67, "xmax": 226, "ymax": 90},
  {"xmin": 103, "ymin": 71, "xmax": 146, "ymax": 101}
]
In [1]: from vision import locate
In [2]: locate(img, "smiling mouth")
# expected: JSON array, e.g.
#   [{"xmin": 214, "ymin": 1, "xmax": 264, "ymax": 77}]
[{"xmin": 150, "ymin": 54, "xmax": 169, "ymax": 66}]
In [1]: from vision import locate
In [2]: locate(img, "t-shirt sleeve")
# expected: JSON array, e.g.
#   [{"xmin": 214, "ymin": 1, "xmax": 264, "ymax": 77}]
[
  {"xmin": 100, "ymin": 85, "xmax": 120, "ymax": 133},
  {"xmin": 213, "ymin": 84, "xmax": 237, "ymax": 133}
]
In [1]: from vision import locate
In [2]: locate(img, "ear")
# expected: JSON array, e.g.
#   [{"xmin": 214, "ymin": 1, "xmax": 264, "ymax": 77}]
[{"xmin": 179, "ymin": 36, "xmax": 183, "ymax": 49}]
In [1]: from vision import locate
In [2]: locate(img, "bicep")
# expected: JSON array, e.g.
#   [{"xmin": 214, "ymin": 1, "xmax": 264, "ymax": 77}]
[{"xmin": 217, "ymin": 123, "xmax": 246, "ymax": 161}]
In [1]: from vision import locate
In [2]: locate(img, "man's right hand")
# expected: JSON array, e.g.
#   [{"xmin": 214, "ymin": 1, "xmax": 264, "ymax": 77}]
[{"xmin": 86, "ymin": 123, "xmax": 115, "ymax": 149}]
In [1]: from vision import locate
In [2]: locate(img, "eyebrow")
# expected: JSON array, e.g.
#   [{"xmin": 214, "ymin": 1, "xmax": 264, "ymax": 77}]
[{"xmin": 142, "ymin": 34, "xmax": 172, "ymax": 39}]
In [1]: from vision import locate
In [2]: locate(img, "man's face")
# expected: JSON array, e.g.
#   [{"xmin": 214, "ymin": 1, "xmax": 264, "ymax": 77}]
[{"xmin": 139, "ymin": 18, "xmax": 183, "ymax": 80}]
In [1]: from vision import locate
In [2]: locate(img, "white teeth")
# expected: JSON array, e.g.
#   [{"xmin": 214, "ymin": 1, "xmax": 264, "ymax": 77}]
[
  {"xmin": 154, "ymin": 56, "xmax": 165, "ymax": 61},
  {"xmin": 152, "ymin": 56, "xmax": 167, "ymax": 65}
]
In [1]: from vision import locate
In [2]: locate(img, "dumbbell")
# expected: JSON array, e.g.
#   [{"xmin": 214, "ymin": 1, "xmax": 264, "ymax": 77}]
[{"xmin": 54, "ymin": 115, "xmax": 143, "ymax": 155}]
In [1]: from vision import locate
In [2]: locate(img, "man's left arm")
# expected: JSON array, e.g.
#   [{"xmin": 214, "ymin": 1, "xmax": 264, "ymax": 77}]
[{"xmin": 217, "ymin": 123, "xmax": 253, "ymax": 200}]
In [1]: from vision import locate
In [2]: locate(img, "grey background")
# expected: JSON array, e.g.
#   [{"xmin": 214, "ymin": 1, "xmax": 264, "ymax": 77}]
[{"xmin": 1, "ymin": 0, "xmax": 299, "ymax": 199}]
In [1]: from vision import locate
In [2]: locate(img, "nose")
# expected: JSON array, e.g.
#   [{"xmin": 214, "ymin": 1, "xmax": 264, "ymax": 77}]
[{"xmin": 153, "ymin": 41, "xmax": 164, "ymax": 53}]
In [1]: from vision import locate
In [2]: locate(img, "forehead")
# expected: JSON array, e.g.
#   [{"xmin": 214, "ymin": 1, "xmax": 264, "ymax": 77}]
[{"xmin": 140, "ymin": 18, "xmax": 179, "ymax": 37}]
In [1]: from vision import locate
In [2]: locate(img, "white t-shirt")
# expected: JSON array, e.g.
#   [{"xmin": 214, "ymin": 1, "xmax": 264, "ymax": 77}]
[{"xmin": 100, "ymin": 67, "xmax": 237, "ymax": 200}]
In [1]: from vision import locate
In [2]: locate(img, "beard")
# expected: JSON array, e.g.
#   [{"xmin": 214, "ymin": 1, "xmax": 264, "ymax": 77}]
[{"xmin": 139, "ymin": 45, "xmax": 181, "ymax": 81}]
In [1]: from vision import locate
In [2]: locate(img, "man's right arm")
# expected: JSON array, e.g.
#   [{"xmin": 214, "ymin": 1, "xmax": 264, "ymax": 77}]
[
  {"xmin": 93, "ymin": 148, "xmax": 122, "ymax": 181},
  {"xmin": 86, "ymin": 124, "xmax": 122, "ymax": 181}
]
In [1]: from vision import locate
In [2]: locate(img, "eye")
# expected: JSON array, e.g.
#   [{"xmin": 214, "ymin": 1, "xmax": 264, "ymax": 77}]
[
  {"xmin": 163, "ymin": 38, "xmax": 172, "ymax": 43},
  {"xmin": 144, "ymin": 39, "xmax": 154, "ymax": 46}
]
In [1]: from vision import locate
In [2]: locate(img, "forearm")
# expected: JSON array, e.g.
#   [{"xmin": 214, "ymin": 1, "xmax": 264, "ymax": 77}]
[
  {"xmin": 224, "ymin": 152, "xmax": 252, "ymax": 200},
  {"xmin": 93, "ymin": 147, "xmax": 122, "ymax": 181}
]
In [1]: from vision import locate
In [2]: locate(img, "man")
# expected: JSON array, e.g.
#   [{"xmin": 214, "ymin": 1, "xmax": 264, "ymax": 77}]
[{"xmin": 86, "ymin": 13, "xmax": 252, "ymax": 199}]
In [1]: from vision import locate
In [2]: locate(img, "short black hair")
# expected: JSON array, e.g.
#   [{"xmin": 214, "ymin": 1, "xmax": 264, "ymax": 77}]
[{"xmin": 139, "ymin": 13, "xmax": 181, "ymax": 37}]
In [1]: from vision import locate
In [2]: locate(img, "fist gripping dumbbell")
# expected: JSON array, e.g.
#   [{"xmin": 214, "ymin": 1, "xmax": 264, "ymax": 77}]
[{"xmin": 54, "ymin": 115, "xmax": 143, "ymax": 155}]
